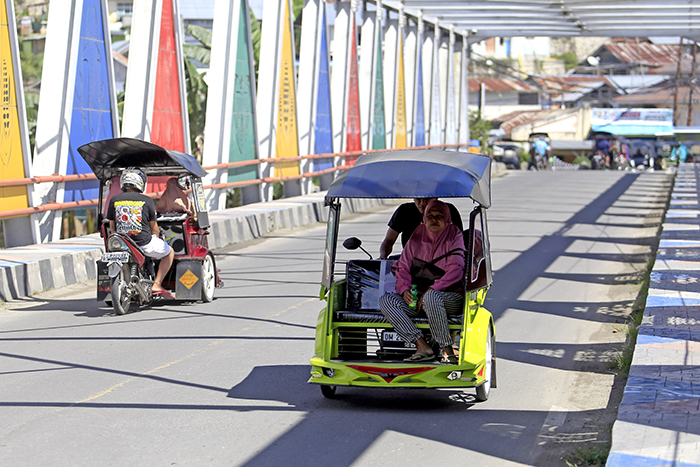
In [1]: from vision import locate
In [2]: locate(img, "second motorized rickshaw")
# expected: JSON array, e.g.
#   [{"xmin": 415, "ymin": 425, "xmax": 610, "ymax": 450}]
[
  {"xmin": 309, "ymin": 150, "xmax": 496, "ymax": 401},
  {"xmin": 78, "ymin": 138, "xmax": 223, "ymax": 314}
]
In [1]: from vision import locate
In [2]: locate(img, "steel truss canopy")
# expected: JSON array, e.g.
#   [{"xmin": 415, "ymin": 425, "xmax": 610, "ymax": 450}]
[{"xmin": 381, "ymin": 0, "xmax": 700, "ymax": 41}]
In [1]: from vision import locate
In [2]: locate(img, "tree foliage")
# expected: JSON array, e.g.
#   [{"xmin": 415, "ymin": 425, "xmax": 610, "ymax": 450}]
[
  {"xmin": 183, "ymin": 24, "xmax": 211, "ymax": 66},
  {"xmin": 182, "ymin": 24, "xmax": 211, "ymax": 161},
  {"xmin": 469, "ymin": 110, "xmax": 492, "ymax": 151},
  {"xmin": 552, "ymin": 52, "xmax": 578, "ymax": 71}
]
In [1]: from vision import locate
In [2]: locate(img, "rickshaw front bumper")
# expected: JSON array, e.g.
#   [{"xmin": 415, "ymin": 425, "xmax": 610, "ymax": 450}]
[{"xmin": 309, "ymin": 357, "xmax": 487, "ymax": 389}]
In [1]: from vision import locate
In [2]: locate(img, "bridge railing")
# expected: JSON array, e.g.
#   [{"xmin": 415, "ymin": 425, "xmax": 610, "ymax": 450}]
[{"xmin": 0, "ymin": 144, "xmax": 473, "ymax": 220}]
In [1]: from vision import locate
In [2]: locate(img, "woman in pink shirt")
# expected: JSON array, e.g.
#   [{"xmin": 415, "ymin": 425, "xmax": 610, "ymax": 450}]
[{"xmin": 380, "ymin": 200, "xmax": 465, "ymax": 363}]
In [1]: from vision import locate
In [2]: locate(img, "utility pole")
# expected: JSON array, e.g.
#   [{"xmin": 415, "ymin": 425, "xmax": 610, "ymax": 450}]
[
  {"xmin": 688, "ymin": 41, "xmax": 697, "ymax": 127},
  {"xmin": 674, "ymin": 37, "xmax": 684, "ymax": 126}
]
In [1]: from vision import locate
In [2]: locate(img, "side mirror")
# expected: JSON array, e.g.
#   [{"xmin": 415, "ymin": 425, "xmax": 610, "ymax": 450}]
[
  {"xmin": 343, "ymin": 237, "xmax": 362, "ymax": 250},
  {"xmin": 342, "ymin": 237, "xmax": 373, "ymax": 259},
  {"xmin": 177, "ymin": 174, "xmax": 191, "ymax": 190}
]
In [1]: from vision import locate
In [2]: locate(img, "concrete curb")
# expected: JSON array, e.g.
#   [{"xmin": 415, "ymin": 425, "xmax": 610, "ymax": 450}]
[{"xmin": 0, "ymin": 193, "xmax": 388, "ymax": 303}]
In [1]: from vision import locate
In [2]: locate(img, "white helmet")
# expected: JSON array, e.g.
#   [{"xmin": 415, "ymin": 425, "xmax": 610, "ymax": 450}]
[{"xmin": 120, "ymin": 167, "xmax": 147, "ymax": 193}]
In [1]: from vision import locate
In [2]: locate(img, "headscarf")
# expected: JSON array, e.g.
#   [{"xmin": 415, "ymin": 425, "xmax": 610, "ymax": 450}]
[
  {"xmin": 394, "ymin": 200, "xmax": 465, "ymax": 293},
  {"xmin": 156, "ymin": 177, "xmax": 194, "ymax": 215}
]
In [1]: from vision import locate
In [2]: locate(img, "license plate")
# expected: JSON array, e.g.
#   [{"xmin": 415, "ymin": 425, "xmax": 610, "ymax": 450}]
[
  {"xmin": 381, "ymin": 331, "xmax": 416, "ymax": 350},
  {"xmin": 101, "ymin": 252, "xmax": 129, "ymax": 263}
]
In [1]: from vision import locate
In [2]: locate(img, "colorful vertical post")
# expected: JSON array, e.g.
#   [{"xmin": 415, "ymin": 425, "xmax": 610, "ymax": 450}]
[
  {"xmin": 371, "ymin": 18, "xmax": 386, "ymax": 150},
  {"xmin": 202, "ymin": 0, "xmax": 261, "ymax": 210},
  {"xmin": 444, "ymin": 28, "xmax": 457, "ymax": 146},
  {"xmin": 313, "ymin": 10, "xmax": 333, "ymax": 170},
  {"xmin": 275, "ymin": 0, "xmax": 301, "ymax": 180},
  {"xmin": 394, "ymin": 13, "xmax": 408, "ymax": 149},
  {"xmin": 330, "ymin": 1, "xmax": 350, "ymax": 155},
  {"xmin": 151, "ymin": 0, "xmax": 189, "ymax": 153},
  {"xmin": 403, "ymin": 13, "xmax": 417, "ymax": 147},
  {"xmin": 31, "ymin": 0, "xmax": 119, "ymax": 244},
  {"xmin": 345, "ymin": 13, "xmax": 361, "ymax": 165},
  {"xmin": 359, "ymin": 3, "xmax": 384, "ymax": 151},
  {"xmin": 257, "ymin": 0, "xmax": 301, "ymax": 200},
  {"xmin": 121, "ymin": 0, "xmax": 189, "ymax": 200},
  {"xmin": 458, "ymin": 33, "xmax": 470, "ymax": 149},
  {"xmin": 298, "ymin": 0, "xmax": 334, "ymax": 192},
  {"xmin": 428, "ymin": 23, "xmax": 442, "ymax": 145},
  {"xmin": 0, "ymin": 0, "xmax": 34, "ymax": 247},
  {"xmin": 123, "ymin": 0, "xmax": 190, "ymax": 161},
  {"xmin": 413, "ymin": 16, "xmax": 426, "ymax": 147}
]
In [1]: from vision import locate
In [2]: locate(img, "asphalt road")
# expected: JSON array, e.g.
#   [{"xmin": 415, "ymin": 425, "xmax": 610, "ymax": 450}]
[{"xmin": 0, "ymin": 170, "xmax": 671, "ymax": 466}]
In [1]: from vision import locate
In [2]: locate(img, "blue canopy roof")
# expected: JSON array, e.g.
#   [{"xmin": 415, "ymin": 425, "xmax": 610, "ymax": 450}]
[{"xmin": 326, "ymin": 150, "xmax": 491, "ymax": 208}]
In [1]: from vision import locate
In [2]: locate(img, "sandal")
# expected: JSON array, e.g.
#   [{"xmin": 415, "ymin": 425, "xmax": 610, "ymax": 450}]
[
  {"xmin": 153, "ymin": 289, "xmax": 174, "ymax": 300},
  {"xmin": 440, "ymin": 354, "xmax": 459, "ymax": 364},
  {"xmin": 404, "ymin": 352, "xmax": 435, "ymax": 362}
]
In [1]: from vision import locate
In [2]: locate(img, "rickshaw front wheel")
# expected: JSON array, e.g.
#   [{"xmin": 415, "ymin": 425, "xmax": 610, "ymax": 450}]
[
  {"xmin": 320, "ymin": 385, "xmax": 337, "ymax": 398},
  {"xmin": 201, "ymin": 254, "xmax": 216, "ymax": 303},
  {"xmin": 475, "ymin": 326, "xmax": 494, "ymax": 402}
]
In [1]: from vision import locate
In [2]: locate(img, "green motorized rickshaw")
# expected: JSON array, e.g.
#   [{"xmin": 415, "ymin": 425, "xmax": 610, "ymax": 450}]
[{"xmin": 309, "ymin": 150, "xmax": 496, "ymax": 400}]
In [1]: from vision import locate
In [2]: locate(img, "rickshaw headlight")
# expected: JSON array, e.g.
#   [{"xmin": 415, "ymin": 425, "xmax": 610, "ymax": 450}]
[
  {"xmin": 323, "ymin": 368, "xmax": 336, "ymax": 378},
  {"xmin": 108, "ymin": 236, "xmax": 130, "ymax": 252}
]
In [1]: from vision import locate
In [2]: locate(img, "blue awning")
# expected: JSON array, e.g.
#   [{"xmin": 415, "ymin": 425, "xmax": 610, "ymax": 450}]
[{"xmin": 591, "ymin": 124, "xmax": 674, "ymax": 136}]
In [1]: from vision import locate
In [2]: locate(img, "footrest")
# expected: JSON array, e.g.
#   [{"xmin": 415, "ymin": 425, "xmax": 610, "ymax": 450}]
[{"xmin": 334, "ymin": 311, "xmax": 462, "ymax": 325}]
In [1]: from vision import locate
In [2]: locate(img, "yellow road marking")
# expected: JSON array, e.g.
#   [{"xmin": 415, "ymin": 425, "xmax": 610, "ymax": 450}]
[{"xmin": 76, "ymin": 339, "xmax": 225, "ymax": 404}]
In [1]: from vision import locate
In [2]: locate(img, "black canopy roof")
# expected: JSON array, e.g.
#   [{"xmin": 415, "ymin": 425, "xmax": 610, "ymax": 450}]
[{"xmin": 77, "ymin": 138, "xmax": 207, "ymax": 181}]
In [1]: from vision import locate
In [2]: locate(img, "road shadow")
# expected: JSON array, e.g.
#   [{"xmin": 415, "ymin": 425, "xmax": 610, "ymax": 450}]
[
  {"xmin": 225, "ymin": 364, "xmax": 617, "ymax": 466},
  {"xmin": 486, "ymin": 172, "xmax": 663, "ymax": 326},
  {"xmin": 497, "ymin": 341, "xmax": 620, "ymax": 374}
]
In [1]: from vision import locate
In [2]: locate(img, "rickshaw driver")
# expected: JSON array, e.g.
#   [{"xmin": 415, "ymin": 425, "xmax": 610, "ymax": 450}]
[
  {"xmin": 379, "ymin": 198, "xmax": 463, "ymax": 259},
  {"xmin": 106, "ymin": 167, "xmax": 175, "ymax": 295}
]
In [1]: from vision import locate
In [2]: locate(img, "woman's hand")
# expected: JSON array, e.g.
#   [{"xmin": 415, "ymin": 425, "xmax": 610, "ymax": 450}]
[
  {"xmin": 402, "ymin": 290, "xmax": 413, "ymax": 305},
  {"xmin": 416, "ymin": 293, "xmax": 425, "ymax": 312}
]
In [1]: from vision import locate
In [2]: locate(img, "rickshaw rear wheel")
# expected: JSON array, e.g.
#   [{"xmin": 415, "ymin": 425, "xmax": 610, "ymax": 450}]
[
  {"xmin": 320, "ymin": 385, "xmax": 337, "ymax": 398},
  {"xmin": 201, "ymin": 254, "xmax": 215, "ymax": 302},
  {"xmin": 111, "ymin": 273, "xmax": 131, "ymax": 316},
  {"xmin": 475, "ymin": 326, "xmax": 494, "ymax": 402}
]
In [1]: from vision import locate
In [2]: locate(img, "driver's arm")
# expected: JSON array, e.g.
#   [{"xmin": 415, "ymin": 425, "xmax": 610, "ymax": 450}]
[
  {"xmin": 149, "ymin": 220, "xmax": 160, "ymax": 237},
  {"xmin": 109, "ymin": 220, "xmax": 115, "ymax": 232},
  {"xmin": 379, "ymin": 228, "xmax": 400, "ymax": 259}
]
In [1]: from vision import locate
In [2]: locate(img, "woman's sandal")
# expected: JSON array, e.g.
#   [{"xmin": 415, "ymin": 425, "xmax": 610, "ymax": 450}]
[
  {"xmin": 404, "ymin": 352, "xmax": 435, "ymax": 362},
  {"xmin": 440, "ymin": 354, "xmax": 459, "ymax": 364}
]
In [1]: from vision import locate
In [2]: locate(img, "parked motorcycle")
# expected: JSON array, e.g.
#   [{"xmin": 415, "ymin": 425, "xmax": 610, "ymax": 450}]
[
  {"xmin": 628, "ymin": 140, "xmax": 659, "ymax": 171},
  {"xmin": 590, "ymin": 151, "xmax": 607, "ymax": 170},
  {"xmin": 613, "ymin": 150, "xmax": 630, "ymax": 171}
]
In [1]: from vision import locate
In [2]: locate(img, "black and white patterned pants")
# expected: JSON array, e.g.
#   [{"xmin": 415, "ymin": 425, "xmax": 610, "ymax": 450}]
[{"xmin": 379, "ymin": 289, "xmax": 464, "ymax": 348}]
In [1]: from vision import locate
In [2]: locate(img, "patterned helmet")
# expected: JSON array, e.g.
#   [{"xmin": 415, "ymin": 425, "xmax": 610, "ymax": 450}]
[{"xmin": 120, "ymin": 167, "xmax": 147, "ymax": 193}]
